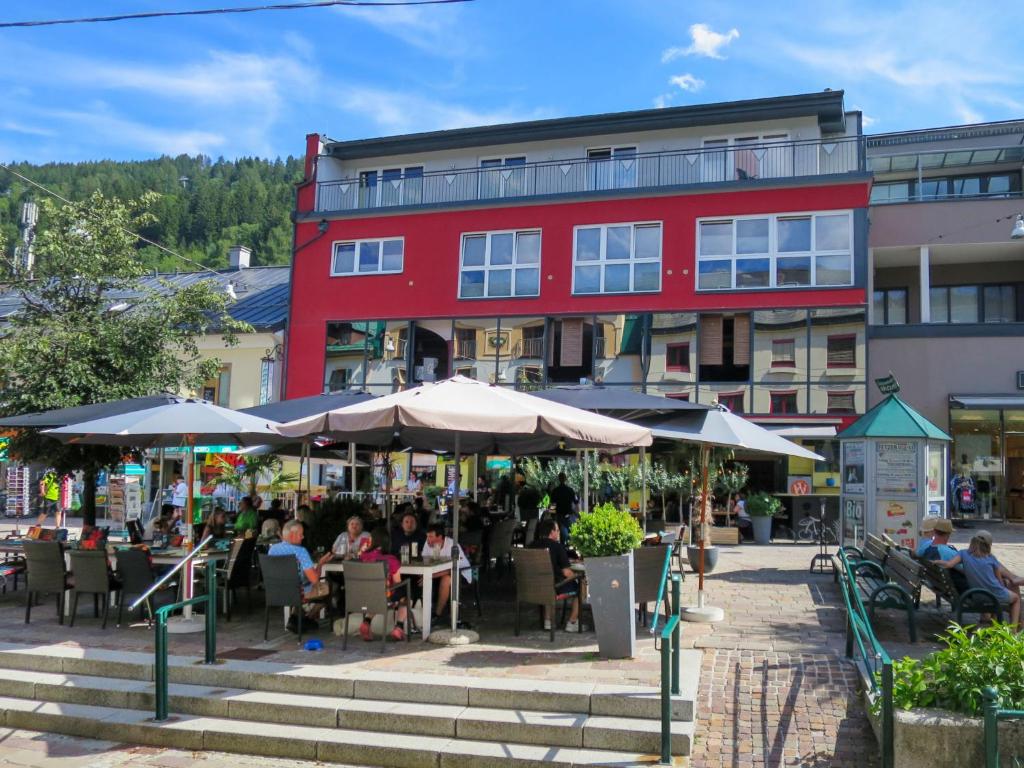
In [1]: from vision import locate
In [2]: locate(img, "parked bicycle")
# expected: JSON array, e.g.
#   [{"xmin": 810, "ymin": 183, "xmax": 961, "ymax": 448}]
[{"xmin": 797, "ymin": 515, "xmax": 839, "ymax": 545}]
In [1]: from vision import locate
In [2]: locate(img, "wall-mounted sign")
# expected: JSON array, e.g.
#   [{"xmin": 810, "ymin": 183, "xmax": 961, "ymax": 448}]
[{"xmin": 843, "ymin": 441, "xmax": 865, "ymax": 495}]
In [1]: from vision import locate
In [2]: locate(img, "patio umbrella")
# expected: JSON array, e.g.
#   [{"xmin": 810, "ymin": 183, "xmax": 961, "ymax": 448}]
[
  {"xmin": 640, "ymin": 406, "xmax": 824, "ymax": 623},
  {"xmin": 0, "ymin": 393, "xmax": 183, "ymax": 429},
  {"xmin": 277, "ymin": 375, "xmax": 653, "ymax": 640},
  {"xmin": 44, "ymin": 398, "xmax": 283, "ymax": 629}
]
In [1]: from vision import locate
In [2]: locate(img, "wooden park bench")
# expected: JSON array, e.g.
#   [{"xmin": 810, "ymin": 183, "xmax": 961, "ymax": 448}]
[
  {"xmin": 836, "ymin": 546, "xmax": 920, "ymax": 642},
  {"xmin": 917, "ymin": 557, "xmax": 1009, "ymax": 625}
]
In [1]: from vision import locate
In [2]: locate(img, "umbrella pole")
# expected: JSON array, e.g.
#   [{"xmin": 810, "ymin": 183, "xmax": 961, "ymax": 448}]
[
  {"xmin": 154, "ymin": 447, "xmax": 165, "ymax": 520},
  {"xmin": 349, "ymin": 442, "xmax": 357, "ymax": 496},
  {"xmin": 451, "ymin": 435, "xmax": 460, "ymax": 634},
  {"xmin": 184, "ymin": 445, "xmax": 195, "ymax": 617},
  {"xmin": 582, "ymin": 450, "xmax": 589, "ymax": 514},
  {"xmin": 681, "ymin": 444, "xmax": 724, "ymax": 623},
  {"xmin": 306, "ymin": 442, "xmax": 313, "ymax": 506}
]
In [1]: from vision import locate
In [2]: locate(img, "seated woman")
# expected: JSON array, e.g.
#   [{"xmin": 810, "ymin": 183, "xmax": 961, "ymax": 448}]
[
  {"xmin": 200, "ymin": 508, "xmax": 228, "ymax": 542},
  {"xmin": 332, "ymin": 515, "xmax": 372, "ymax": 559},
  {"xmin": 938, "ymin": 533, "xmax": 1024, "ymax": 630},
  {"xmin": 356, "ymin": 527, "xmax": 408, "ymax": 641},
  {"xmin": 257, "ymin": 518, "xmax": 281, "ymax": 547},
  {"xmin": 733, "ymin": 493, "xmax": 752, "ymax": 541}
]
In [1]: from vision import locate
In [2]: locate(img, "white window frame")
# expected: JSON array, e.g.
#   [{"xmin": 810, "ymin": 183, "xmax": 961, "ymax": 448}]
[
  {"xmin": 355, "ymin": 165, "xmax": 424, "ymax": 208},
  {"xmin": 458, "ymin": 228, "xmax": 542, "ymax": 299},
  {"xmin": 701, "ymin": 133, "xmax": 791, "ymax": 182},
  {"xmin": 571, "ymin": 221, "xmax": 663, "ymax": 296},
  {"xmin": 330, "ymin": 236, "xmax": 405, "ymax": 277},
  {"xmin": 586, "ymin": 145, "xmax": 638, "ymax": 191},
  {"xmin": 695, "ymin": 210, "xmax": 854, "ymax": 291}
]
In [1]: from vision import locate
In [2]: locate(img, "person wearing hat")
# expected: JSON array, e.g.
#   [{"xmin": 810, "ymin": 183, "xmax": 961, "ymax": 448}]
[
  {"xmin": 937, "ymin": 532, "xmax": 1024, "ymax": 629},
  {"xmin": 916, "ymin": 517, "xmax": 956, "ymax": 560},
  {"xmin": 914, "ymin": 516, "xmax": 940, "ymax": 556}
]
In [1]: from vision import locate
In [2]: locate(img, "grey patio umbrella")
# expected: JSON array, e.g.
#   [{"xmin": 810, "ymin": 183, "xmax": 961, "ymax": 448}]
[
  {"xmin": 45, "ymin": 398, "xmax": 284, "ymax": 625},
  {"xmin": 639, "ymin": 406, "xmax": 824, "ymax": 622},
  {"xmin": 0, "ymin": 394, "xmax": 183, "ymax": 428},
  {"xmin": 277, "ymin": 375, "xmax": 653, "ymax": 641}
]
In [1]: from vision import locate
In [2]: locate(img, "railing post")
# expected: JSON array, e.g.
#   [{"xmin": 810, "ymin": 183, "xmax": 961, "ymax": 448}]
[
  {"xmin": 983, "ymin": 687, "xmax": 999, "ymax": 768},
  {"xmin": 671, "ymin": 575, "xmax": 681, "ymax": 696},
  {"xmin": 205, "ymin": 559, "xmax": 217, "ymax": 665},
  {"xmin": 154, "ymin": 612, "xmax": 168, "ymax": 722},
  {"xmin": 660, "ymin": 628, "xmax": 672, "ymax": 765},
  {"xmin": 881, "ymin": 660, "xmax": 894, "ymax": 768}
]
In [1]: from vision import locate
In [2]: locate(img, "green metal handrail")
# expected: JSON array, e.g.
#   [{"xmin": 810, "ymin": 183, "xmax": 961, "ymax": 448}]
[
  {"xmin": 649, "ymin": 545, "xmax": 673, "ymax": 635},
  {"xmin": 658, "ymin": 573, "xmax": 682, "ymax": 765},
  {"xmin": 983, "ymin": 687, "xmax": 1024, "ymax": 767},
  {"xmin": 152, "ymin": 558, "xmax": 218, "ymax": 721},
  {"xmin": 837, "ymin": 548, "xmax": 893, "ymax": 768}
]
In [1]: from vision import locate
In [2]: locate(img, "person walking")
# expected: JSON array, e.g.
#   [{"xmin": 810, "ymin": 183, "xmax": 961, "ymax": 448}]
[{"xmin": 37, "ymin": 469, "xmax": 62, "ymax": 528}]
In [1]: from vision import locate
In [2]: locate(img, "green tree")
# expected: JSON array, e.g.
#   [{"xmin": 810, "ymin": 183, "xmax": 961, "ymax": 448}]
[{"xmin": 0, "ymin": 192, "xmax": 250, "ymax": 525}]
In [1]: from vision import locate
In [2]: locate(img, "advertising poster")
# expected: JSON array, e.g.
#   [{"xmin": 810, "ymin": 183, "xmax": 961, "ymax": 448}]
[
  {"xmin": 875, "ymin": 441, "xmax": 918, "ymax": 495},
  {"xmin": 927, "ymin": 448, "xmax": 945, "ymax": 499},
  {"xmin": 876, "ymin": 499, "xmax": 919, "ymax": 550},
  {"xmin": 843, "ymin": 441, "xmax": 865, "ymax": 494},
  {"xmin": 843, "ymin": 498, "xmax": 865, "ymax": 546}
]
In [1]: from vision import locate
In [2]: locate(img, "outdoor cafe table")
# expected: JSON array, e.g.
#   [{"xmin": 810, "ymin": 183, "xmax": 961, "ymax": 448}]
[{"xmin": 323, "ymin": 558, "xmax": 453, "ymax": 641}]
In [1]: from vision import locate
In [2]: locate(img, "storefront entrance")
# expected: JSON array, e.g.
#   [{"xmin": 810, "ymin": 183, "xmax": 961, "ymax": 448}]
[{"xmin": 948, "ymin": 398, "xmax": 1024, "ymax": 521}]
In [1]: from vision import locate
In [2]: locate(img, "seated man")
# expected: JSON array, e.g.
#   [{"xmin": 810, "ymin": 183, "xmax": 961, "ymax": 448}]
[
  {"xmin": 421, "ymin": 523, "xmax": 471, "ymax": 622},
  {"xmin": 914, "ymin": 516, "xmax": 940, "ymax": 556},
  {"xmin": 917, "ymin": 518, "xmax": 968, "ymax": 592},
  {"xmin": 530, "ymin": 519, "xmax": 580, "ymax": 632},
  {"xmin": 939, "ymin": 533, "xmax": 1024, "ymax": 629},
  {"xmin": 268, "ymin": 520, "xmax": 333, "ymax": 629},
  {"xmin": 391, "ymin": 511, "xmax": 426, "ymax": 557}
]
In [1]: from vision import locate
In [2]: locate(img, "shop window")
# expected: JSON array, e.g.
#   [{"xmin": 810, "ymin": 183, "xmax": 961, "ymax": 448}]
[
  {"xmin": 771, "ymin": 338, "xmax": 796, "ymax": 367},
  {"xmin": 769, "ymin": 391, "xmax": 798, "ymax": 414},
  {"xmin": 666, "ymin": 343, "xmax": 690, "ymax": 372},
  {"xmin": 826, "ymin": 334, "xmax": 856, "ymax": 368},
  {"xmin": 717, "ymin": 391, "xmax": 745, "ymax": 413},
  {"xmin": 827, "ymin": 391, "xmax": 857, "ymax": 414}
]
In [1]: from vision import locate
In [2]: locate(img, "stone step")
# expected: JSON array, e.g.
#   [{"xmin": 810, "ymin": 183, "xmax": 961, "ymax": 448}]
[
  {"xmin": 0, "ymin": 695, "xmax": 679, "ymax": 768},
  {"xmin": 0, "ymin": 642, "xmax": 699, "ymax": 721},
  {"xmin": 0, "ymin": 668, "xmax": 695, "ymax": 755}
]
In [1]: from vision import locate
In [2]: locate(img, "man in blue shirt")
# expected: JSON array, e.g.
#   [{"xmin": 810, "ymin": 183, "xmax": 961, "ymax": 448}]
[
  {"xmin": 269, "ymin": 520, "xmax": 331, "ymax": 597},
  {"xmin": 917, "ymin": 517, "xmax": 967, "ymax": 592}
]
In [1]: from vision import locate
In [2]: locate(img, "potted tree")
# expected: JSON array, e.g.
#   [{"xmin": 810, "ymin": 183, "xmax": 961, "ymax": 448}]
[
  {"xmin": 569, "ymin": 502, "xmax": 644, "ymax": 658},
  {"xmin": 746, "ymin": 492, "xmax": 782, "ymax": 544}
]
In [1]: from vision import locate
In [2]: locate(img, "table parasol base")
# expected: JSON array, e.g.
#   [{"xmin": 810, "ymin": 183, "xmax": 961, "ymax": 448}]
[
  {"xmin": 165, "ymin": 616, "xmax": 206, "ymax": 634},
  {"xmin": 427, "ymin": 629, "xmax": 480, "ymax": 646},
  {"xmin": 680, "ymin": 605, "xmax": 725, "ymax": 623}
]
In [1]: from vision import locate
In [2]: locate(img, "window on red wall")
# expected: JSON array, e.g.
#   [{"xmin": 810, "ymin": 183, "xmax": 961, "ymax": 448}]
[
  {"xmin": 771, "ymin": 338, "xmax": 796, "ymax": 367},
  {"xmin": 770, "ymin": 391, "xmax": 798, "ymax": 414},
  {"xmin": 717, "ymin": 391, "xmax": 744, "ymax": 413},
  {"xmin": 827, "ymin": 391, "xmax": 857, "ymax": 414},
  {"xmin": 666, "ymin": 343, "xmax": 690, "ymax": 372},
  {"xmin": 826, "ymin": 334, "xmax": 857, "ymax": 368}
]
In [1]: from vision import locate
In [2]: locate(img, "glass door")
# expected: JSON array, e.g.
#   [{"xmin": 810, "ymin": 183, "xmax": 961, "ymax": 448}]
[
  {"xmin": 949, "ymin": 409, "xmax": 1003, "ymax": 520},
  {"xmin": 1005, "ymin": 411, "xmax": 1024, "ymax": 520}
]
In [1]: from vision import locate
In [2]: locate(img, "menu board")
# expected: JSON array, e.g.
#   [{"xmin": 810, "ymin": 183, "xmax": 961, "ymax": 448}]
[
  {"xmin": 876, "ymin": 499, "xmax": 919, "ymax": 550},
  {"xmin": 875, "ymin": 441, "xmax": 918, "ymax": 496},
  {"xmin": 843, "ymin": 442, "xmax": 865, "ymax": 495}
]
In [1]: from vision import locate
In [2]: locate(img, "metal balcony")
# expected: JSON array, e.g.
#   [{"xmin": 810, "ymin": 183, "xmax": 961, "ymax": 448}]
[{"xmin": 314, "ymin": 137, "xmax": 863, "ymax": 213}]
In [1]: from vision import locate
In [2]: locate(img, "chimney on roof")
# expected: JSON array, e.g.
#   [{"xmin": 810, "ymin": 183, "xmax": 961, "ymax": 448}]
[{"xmin": 228, "ymin": 245, "xmax": 251, "ymax": 270}]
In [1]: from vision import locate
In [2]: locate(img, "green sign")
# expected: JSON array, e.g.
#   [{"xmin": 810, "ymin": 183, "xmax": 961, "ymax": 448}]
[
  {"xmin": 119, "ymin": 463, "xmax": 146, "ymax": 476},
  {"xmin": 0, "ymin": 437, "xmax": 8, "ymax": 462},
  {"xmin": 163, "ymin": 445, "xmax": 240, "ymax": 455},
  {"xmin": 874, "ymin": 374, "xmax": 900, "ymax": 395}
]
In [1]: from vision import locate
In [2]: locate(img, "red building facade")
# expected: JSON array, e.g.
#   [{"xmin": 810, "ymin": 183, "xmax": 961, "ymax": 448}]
[{"xmin": 286, "ymin": 91, "xmax": 871, "ymax": 425}]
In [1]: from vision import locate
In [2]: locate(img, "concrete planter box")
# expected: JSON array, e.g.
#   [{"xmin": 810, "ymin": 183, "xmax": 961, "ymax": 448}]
[
  {"xmin": 586, "ymin": 551, "xmax": 636, "ymax": 659},
  {"xmin": 751, "ymin": 516, "xmax": 773, "ymax": 544},
  {"xmin": 869, "ymin": 703, "xmax": 1024, "ymax": 767}
]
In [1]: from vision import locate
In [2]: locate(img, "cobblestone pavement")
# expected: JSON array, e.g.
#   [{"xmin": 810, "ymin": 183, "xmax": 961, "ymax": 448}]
[{"xmin": 6, "ymin": 520, "xmax": 1019, "ymax": 767}]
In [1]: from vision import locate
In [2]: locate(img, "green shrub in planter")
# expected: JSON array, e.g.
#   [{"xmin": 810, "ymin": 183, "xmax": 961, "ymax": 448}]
[
  {"xmin": 879, "ymin": 623, "xmax": 1024, "ymax": 716},
  {"xmin": 745, "ymin": 492, "xmax": 782, "ymax": 517},
  {"xmin": 570, "ymin": 502, "xmax": 644, "ymax": 558}
]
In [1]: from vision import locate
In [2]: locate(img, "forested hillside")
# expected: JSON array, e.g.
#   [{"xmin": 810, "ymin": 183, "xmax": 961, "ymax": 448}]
[{"xmin": 0, "ymin": 155, "xmax": 304, "ymax": 271}]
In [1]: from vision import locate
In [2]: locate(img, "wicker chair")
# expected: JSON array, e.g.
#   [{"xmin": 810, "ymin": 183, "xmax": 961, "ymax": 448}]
[
  {"xmin": 23, "ymin": 541, "xmax": 70, "ymax": 625},
  {"xmin": 512, "ymin": 548, "xmax": 580, "ymax": 642},
  {"xmin": 633, "ymin": 544, "xmax": 672, "ymax": 627},
  {"xmin": 339, "ymin": 560, "xmax": 410, "ymax": 654}
]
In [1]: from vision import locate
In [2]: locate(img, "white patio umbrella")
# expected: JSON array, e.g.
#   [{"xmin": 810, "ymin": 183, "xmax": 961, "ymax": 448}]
[
  {"xmin": 277, "ymin": 375, "xmax": 653, "ymax": 641},
  {"xmin": 45, "ymin": 398, "xmax": 283, "ymax": 630},
  {"xmin": 642, "ymin": 406, "xmax": 824, "ymax": 622}
]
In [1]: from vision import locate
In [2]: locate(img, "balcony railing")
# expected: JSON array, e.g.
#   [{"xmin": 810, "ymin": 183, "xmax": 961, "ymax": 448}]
[
  {"xmin": 315, "ymin": 137, "xmax": 863, "ymax": 213},
  {"xmin": 514, "ymin": 337, "xmax": 544, "ymax": 359}
]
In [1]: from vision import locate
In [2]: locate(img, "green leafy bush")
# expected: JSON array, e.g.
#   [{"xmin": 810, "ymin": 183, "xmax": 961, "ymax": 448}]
[
  {"xmin": 745, "ymin": 492, "xmax": 782, "ymax": 518},
  {"xmin": 882, "ymin": 623, "xmax": 1024, "ymax": 716},
  {"xmin": 569, "ymin": 502, "xmax": 644, "ymax": 558}
]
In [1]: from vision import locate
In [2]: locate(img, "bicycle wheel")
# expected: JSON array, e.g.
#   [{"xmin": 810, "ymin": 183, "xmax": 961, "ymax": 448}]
[
  {"xmin": 797, "ymin": 521, "xmax": 817, "ymax": 543},
  {"xmin": 822, "ymin": 525, "xmax": 839, "ymax": 545}
]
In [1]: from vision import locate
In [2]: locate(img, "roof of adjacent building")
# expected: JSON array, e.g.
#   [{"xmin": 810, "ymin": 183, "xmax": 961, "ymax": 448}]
[
  {"xmin": 323, "ymin": 90, "xmax": 849, "ymax": 160},
  {"xmin": 838, "ymin": 394, "xmax": 951, "ymax": 440},
  {"xmin": 0, "ymin": 264, "xmax": 290, "ymax": 333}
]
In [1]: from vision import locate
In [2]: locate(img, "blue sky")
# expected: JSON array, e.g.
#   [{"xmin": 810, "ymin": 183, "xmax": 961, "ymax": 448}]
[{"xmin": 0, "ymin": 0, "xmax": 1020, "ymax": 163}]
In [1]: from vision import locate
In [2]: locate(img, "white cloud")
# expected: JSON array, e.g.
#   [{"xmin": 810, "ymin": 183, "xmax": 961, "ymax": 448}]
[
  {"xmin": 0, "ymin": 120, "xmax": 56, "ymax": 138},
  {"xmin": 861, "ymin": 114, "xmax": 877, "ymax": 128},
  {"xmin": 653, "ymin": 94, "xmax": 672, "ymax": 109},
  {"xmin": 669, "ymin": 73, "xmax": 705, "ymax": 92},
  {"xmin": 662, "ymin": 23, "xmax": 739, "ymax": 62},
  {"xmin": 333, "ymin": 4, "xmax": 471, "ymax": 58},
  {"xmin": 339, "ymin": 86, "xmax": 551, "ymax": 135},
  {"xmin": 39, "ymin": 105, "xmax": 226, "ymax": 156}
]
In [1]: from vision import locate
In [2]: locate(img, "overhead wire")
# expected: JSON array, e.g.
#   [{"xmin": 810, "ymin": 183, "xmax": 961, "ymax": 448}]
[
  {"xmin": 0, "ymin": 0, "xmax": 472, "ymax": 29},
  {"xmin": 0, "ymin": 160, "xmax": 224, "ymax": 279}
]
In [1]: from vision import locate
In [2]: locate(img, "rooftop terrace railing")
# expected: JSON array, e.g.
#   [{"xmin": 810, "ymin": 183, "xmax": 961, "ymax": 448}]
[{"xmin": 315, "ymin": 136, "xmax": 863, "ymax": 213}]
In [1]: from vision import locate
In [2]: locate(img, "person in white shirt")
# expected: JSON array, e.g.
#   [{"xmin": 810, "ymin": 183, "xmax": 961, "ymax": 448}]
[
  {"xmin": 332, "ymin": 515, "xmax": 372, "ymax": 559},
  {"xmin": 422, "ymin": 523, "xmax": 471, "ymax": 621},
  {"xmin": 171, "ymin": 476, "xmax": 188, "ymax": 514},
  {"xmin": 733, "ymin": 493, "xmax": 752, "ymax": 541}
]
